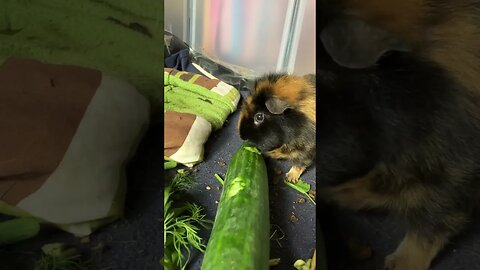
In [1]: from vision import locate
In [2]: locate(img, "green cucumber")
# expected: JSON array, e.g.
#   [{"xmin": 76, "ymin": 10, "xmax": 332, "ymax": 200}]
[
  {"xmin": 0, "ymin": 217, "xmax": 40, "ymax": 246},
  {"xmin": 201, "ymin": 143, "xmax": 270, "ymax": 270}
]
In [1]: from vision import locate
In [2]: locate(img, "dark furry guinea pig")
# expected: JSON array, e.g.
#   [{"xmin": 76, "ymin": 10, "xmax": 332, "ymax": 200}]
[
  {"xmin": 237, "ymin": 73, "xmax": 315, "ymax": 183},
  {"xmin": 317, "ymin": 47, "xmax": 480, "ymax": 270}
]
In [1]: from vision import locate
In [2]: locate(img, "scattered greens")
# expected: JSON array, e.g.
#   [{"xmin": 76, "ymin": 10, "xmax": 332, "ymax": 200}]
[
  {"xmin": 294, "ymin": 250, "xmax": 316, "ymax": 270},
  {"xmin": 165, "ymin": 161, "xmax": 177, "ymax": 170},
  {"xmin": 164, "ymin": 156, "xmax": 178, "ymax": 170},
  {"xmin": 214, "ymin": 173, "xmax": 224, "ymax": 185},
  {"xmin": 34, "ymin": 254, "xmax": 90, "ymax": 270},
  {"xmin": 162, "ymin": 169, "xmax": 211, "ymax": 270},
  {"xmin": 34, "ymin": 243, "xmax": 91, "ymax": 270},
  {"xmin": 171, "ymin": 169, "xmax": 195, "ymax": 191},
  {"xmin": 284, "ymin": 180, "xmax": 316, "ymax": 205},
  {"xmin": 293, "ymin": 258, "xmax": 312, "ymax": 270}
]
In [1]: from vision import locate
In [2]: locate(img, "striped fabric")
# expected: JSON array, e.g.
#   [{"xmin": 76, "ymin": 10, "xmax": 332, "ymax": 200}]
[{"xmin": 164, "ymin": 68, "xmax": 240, "ymax": 167}]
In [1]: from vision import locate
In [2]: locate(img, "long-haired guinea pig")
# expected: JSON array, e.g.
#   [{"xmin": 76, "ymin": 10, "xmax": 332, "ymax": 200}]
[
  {"xmin": 317, "ymin": 46, "xmax": 480, "ymax": 270},
  {"xmin": 237, "ymin": 73, "xmax": 315, "ymax": 183},
  {"xmin": 320, "ymin": 0, "xmax": 480, "ymax": 93}
]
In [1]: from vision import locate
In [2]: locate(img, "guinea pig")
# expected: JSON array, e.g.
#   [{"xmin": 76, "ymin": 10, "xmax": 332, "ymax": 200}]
[
  {"xmin": 237, "ymin": 73, "xmax": 315, "ymax": 183},
  {"xmin": 317, "ymin": 46, "xmax": 480, "ymax": 270}
]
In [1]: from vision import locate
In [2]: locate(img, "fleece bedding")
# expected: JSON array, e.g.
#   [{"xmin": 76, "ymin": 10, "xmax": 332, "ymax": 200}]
[
  {"xmin": 0, "ymin": 0, "xmax": 163, "ymax": 107},
  {"xmin": 0, "ymin": 57, "xmax": 150, "ymax": 236},
  {"xmin": 164, "ymin": 68, "xmax": 240, "ymax": 167},
  {"xmin": 0, "ymin": 0, "xmax": 162, "ymax": 236}
]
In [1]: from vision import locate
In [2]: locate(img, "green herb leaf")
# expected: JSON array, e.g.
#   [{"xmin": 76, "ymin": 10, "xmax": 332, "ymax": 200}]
[
  {"xmin": 163, "ymin": 171, "xmax": 211, "ymax": 270},
  {"xmin": 214, "ymin": 173, "xmax": 224, "ymax": 185},
  {"xmin": 284, "ymin": 179, "xmax": 310, "ymax": 193},
  {"xmin": 34, "ymin": 244, "xmax": 92, "ymax": 270},
  {"xmin": 284, "ymin": 180, "xmax": 316, "ymax": 205},
  {"xmin": 164, "ymin": 160, "xmax": 177, "ymax": 170},
  {"xmin": 171, "ymin": 169, "xmax": 195, "ymax": 191}
]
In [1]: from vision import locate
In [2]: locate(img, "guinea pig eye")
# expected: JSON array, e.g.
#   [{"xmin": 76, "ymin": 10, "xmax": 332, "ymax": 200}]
[{"xmin": 254, "ymin": 112, "xmax": 265, "ymax": 125}]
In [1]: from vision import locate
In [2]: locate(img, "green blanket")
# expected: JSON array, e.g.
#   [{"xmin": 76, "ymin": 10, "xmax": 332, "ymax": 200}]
[
  {"xmin": 0, "ymin": 0, "xmax": 163, "ymax": 108},
  {"xmin": 164, "ymin": 68, "xmax": 240, "ymax": 129}
]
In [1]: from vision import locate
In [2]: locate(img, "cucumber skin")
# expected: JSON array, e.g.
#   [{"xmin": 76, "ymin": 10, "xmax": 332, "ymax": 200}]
[
  {"xmin": 0, "ymin": 218, "xmax": 40, "ymax": 246},
  {"xmin": 201, "ymin": 144, "xmax": 270, "ymax": 270}
]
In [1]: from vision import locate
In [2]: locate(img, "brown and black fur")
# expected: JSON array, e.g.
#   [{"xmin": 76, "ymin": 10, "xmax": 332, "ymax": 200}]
[
  {"xmin": 322, "ymin": 0, "xmax": 480, "ymax": 93},
  {"xmin": 317, "ymin": 44, "xmax": 480, "ymax": 270},
  {"xmin": 238, "ymin": 73, "xmax": 315, "ymax": 182},
  {"xmin": 318, "ymin": 1, "xmax": 480, "ymax": 269}
]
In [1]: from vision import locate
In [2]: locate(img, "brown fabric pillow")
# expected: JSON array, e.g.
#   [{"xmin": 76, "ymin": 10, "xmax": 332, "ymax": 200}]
[{"xmin": 0, "ymin": 57, "xmax": 149, "ymax": 236}]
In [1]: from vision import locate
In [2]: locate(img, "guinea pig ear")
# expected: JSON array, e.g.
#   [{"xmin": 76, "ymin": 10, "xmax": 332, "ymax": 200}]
[
  {"xmin": 265, "ymin": 97, "xmax": 293, "ymax": 114},
  {"xmin": 320, "ymin": 15, "xmax": 411, "ymax": 69}
]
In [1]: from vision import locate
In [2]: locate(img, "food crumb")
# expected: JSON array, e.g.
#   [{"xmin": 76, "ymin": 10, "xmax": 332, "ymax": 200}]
[
  {"xmin": 269, "ymin": 258, "xmax": 281, "ymax": 266},
  {"xmin": 296, "ymin": 197, "xmax": 306, "ymax": 204},
  {"xmin": 217, "ymin": 161, "xmax": 226, "ymax": 167},
  {"xmin": 290, "ymin": 213, "xmax": 299, "ymax": 223},
  {"xmin": 216, "ymin": 186, "xmax": 221, "ymax": 190},
  {"xmin": 206, "ymin": 186, "xmax": 211, "ymax": 190},
  {"xmin": 215, "ymin": 200, "xmax": 219, "ymax": 204}
]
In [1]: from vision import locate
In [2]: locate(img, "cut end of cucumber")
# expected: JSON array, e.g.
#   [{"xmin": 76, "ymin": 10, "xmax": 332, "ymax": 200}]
[{"xmin": 243, "ymin": 146, "xmax": 261, "ymax": 155}]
